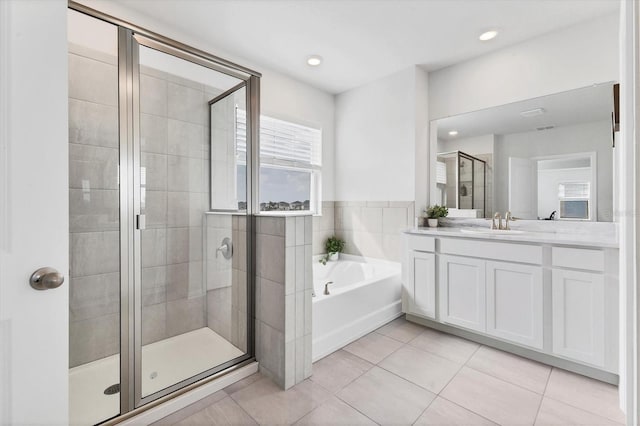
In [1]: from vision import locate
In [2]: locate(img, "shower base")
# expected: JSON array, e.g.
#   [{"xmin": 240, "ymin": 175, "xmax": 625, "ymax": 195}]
[{"xmin": 69, "ymin": 327, "xmax": 244, "ymax": 425}]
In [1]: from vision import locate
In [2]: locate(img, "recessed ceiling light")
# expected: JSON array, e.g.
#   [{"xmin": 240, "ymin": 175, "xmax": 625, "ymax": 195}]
[
  {"xmin": 448, "ymin": 130, "xmax": 458, "ymax": 136},
  {"xmin": 479, "ymin": 30, "xmax": 498, "ymax": 41},
  {"xmin": 307, "ymin": 55, "xmax": 322, "ymax": 66}
]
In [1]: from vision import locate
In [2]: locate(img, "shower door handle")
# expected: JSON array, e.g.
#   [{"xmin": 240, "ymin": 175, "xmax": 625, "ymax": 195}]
[
  {"xmin": 30, "ymin": 267, "xmax": 64, "ymax": 290},
  {"xmin": 136, "ymin": 214, "xmax": 146, "ymax": 230}
]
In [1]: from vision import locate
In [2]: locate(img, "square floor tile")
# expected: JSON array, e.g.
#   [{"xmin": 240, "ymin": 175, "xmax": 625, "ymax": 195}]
[
  {"xmin": 408, "ymin": 328, "xmax": 479, "ymax": 364},
  {"xmin": 441, "ymin": 367, "xmax": 542, "ymax": 425},
  {"xmin": 310, "ymin": 349, "xmax": 373, "ymax": 393},
  {"xmin": 414, "ymin": 397, "xmax": 497, "ymax": 426},
  {"xmin": 337, "ymin": 366, "xmax": 436, "ymax": 425},
  {"xmin": 544, "ymin": 368, "xmax": 625, "ymax": 423},
  {"xmin": 466, "ymin": 346, "xmax": 551, "ymax": 394},
  {"xmin": 535, "ymin": 397, "xmax": 623, "ymax": 426},
  {"xmin": 343, "ymin": 332, "xmax": 404, "ymax": 364},
  {"xmin": 295, "ymin": 396, "xmax": 376, "ymax": 425},
  {"xmin": 231, "ymin": 376, "xmax": 331, "ymax": 425},
  {"xmin": 175, "ymin": 396, "xmax": 257, "ymax": 426},
  {"xmin": 379, "ymin": 345, "xmax": 461, "ymax": 393},
  {"xmin": 375, "ymin": 317, "xmax": 425, "ymax": 343}
]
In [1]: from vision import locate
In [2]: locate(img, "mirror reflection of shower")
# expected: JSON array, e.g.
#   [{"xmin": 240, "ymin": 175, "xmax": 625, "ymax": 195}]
[{"xmin": 436, "ymin": 150, "xmax": 487, "ymax": 218}]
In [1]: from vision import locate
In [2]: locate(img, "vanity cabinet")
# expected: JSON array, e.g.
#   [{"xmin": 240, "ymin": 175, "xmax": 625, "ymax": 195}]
[
  {"xmin": 403, "ymin": 236, "xmax": 436, "ymax": 319},
  {"xmin": 552, "ymin": 268, "xmax": 606, "ymax": 367},
  {"xmin": 439, "ymin": 255, "xmax": 486, "ymax": 332},
  {"xmin": 402, "ymin": 231, "xmax": 618, "ymax": 375},
  {"xmin": 486, "ymin": 261, "xmax": 543, "ymax": 349}
]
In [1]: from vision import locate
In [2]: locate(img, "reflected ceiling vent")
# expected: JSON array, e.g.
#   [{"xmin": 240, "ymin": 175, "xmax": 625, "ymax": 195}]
[
  {"xmin": 520, "ymin": 108, "xmax": 546, "ymax": 118},
  {"xmin": 536, "ymin": 125, "xmax": 555, "ymax": 131}
]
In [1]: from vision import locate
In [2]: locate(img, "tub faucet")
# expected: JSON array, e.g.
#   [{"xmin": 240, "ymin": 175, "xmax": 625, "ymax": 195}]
[{"xmin": 324, "ymin": 281, "xmax": 334, "ymax": 295}]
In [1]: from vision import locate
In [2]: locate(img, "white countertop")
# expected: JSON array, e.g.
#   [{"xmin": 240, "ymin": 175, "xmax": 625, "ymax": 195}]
[{"xmin": 405, "ymin": 226, "xmax": 619, "ymax": 248}]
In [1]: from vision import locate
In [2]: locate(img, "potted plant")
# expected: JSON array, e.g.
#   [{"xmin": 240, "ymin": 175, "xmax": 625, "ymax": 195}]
[
  {"xmin": 319, "ymin": 236, "xmax": 345, "ymax": 265},
  {"xmin": 425, "ymin": 205, "xmax": 448, "ymax": 227}
]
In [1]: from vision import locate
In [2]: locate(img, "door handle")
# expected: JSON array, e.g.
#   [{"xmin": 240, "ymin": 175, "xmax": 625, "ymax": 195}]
[{"xmin": 30, "ymin": 267, "xmax": 64, "ymax": 290}]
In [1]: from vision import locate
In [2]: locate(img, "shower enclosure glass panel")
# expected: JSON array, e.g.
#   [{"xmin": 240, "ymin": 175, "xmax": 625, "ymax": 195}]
[
  {"xmin": 68, "ymin": 10, "xmax": 121, "ymax": 425},
  {"xmin": 137, "ymin": 44, "xmax": 249, "ymax": 399}
]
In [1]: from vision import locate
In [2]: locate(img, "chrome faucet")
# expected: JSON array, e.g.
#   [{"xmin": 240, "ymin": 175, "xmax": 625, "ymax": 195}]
[
  {"xmin": 492, "ymin": 212, "xmax": 502, "ymax": 230},
  {"xmin": 504, "ymin": 211, "xmax": 516, "ymax": 230},
  {"xmin": 324, "ymin": 281, "xmax": 334, "ymax": 295}
]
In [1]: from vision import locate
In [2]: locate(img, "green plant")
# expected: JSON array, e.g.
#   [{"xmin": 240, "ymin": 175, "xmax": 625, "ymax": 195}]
[
  {"xmin": 319, "ymin": 236, "xmax": 345, "ymax": 265},
  {"xmin": 425, "ymin": 204, "xmax": 449, "ymax": 219}
]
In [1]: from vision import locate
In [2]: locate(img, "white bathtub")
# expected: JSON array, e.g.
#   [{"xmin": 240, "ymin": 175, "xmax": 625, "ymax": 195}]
[{"xmin": 312, "ymin": 254, "xmax": 402, "ymax": 361}]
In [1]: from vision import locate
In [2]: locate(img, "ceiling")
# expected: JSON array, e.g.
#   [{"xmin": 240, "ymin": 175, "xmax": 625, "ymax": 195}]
[
  {"xmin": 436, "ymin": 83, "xmax": 615, "ymax": 141},
  {"xmin": 112, "ymin": 0, "xmax": 618, "ymax": 94}
]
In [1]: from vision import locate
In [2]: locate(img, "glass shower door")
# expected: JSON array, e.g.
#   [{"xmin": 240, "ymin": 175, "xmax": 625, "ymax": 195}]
[{"xmin": 135, "ymin": 40, "xmax": 251, "ymax": 403}]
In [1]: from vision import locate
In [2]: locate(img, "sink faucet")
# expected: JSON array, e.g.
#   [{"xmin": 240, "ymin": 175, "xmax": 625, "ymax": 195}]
[
  {"xmin": 492, "ymin": 212, "xmax": 502, "ymax": 230},
  {"xmin": 505, "ymin": 211, "xmax": 516, "ymax": 230},
  {"xmin": 324, "ymin": 281, "xmax": 334, "ymax": 295}
]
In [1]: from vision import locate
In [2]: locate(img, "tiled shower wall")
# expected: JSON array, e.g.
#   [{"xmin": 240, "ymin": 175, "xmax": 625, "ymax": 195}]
[
  {"xmin": 205, "ymin": 214, "xmax": 248, "ymax": 352},
  {"xmin": 255, "ymin": 216, "xmax": 313, "ymax": 389},
  {"xmin": 312, "ymin": 201, "xmax": 414, "ymax": 263},
  {"xmin": 69, "ymin": 44, "xmax": 120, "ymax": 368},
  {"xmin": 69, "ymin": 44, "xmax": 227, "ymax": 367}
]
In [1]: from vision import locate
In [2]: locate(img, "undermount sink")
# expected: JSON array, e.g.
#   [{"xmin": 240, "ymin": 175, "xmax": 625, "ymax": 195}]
[{"xmin": 460, "ymin": 228, "xmax": 525, "ymax": 235}]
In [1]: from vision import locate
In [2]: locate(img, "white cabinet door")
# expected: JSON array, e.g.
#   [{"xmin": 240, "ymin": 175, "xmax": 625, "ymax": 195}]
[
  {"xmin": 552, "ymin": 269, "xmax": 605, "ymax": 367},
  {"xmin": 407, "ymin": 251, "xmax": 436, "ymax": 319},
  {"xmin": 439, "ymin": 255, "xmax": 486, "ymax": 332},
  {"xmin": 486, "ymin": 261, "xmax": 543, "ymax": 349}
]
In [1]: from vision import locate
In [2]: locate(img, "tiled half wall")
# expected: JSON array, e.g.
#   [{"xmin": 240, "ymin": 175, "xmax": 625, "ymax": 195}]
[{"xmin": 255, "ymin": 216, "xmax": 313, "ymax": 389}]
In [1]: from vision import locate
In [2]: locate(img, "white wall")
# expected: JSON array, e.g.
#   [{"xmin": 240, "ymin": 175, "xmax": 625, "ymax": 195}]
[
  {"xmin": 437, "ymin": 134, "xmax": 495, "ymax": 155},
  {"xmin": 429, "ymin": 14, "xmax": 620, "ymax": 119},
  {"xmin": 494, "ymin": 120, "xmax": 613, "ymax": 221},
  {"xmin": 335, "ymin": 65, "xmax": 428, "ymax": 206},
  {"xmin": 76, "ymin": 0, "xmax": 336, "ymax": 201}
]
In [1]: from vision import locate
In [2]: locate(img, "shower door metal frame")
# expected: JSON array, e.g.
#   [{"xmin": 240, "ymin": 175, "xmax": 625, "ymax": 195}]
[{"xmin": 69, "ymin": 1, "xmax": 261, "ymax": 420}]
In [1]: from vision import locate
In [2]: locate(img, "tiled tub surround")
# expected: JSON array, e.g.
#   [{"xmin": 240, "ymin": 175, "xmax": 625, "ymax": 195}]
[
  {"xmin": 153, "ymin": 317, "xmax": 625, "ymax": 426},
  {"xmin": 312, "ymin": 201, "xmax": 415, "ymax": 262},
  {"xmin": 255, "ymin": 216, "xmax": 313, "ymax": 389}
]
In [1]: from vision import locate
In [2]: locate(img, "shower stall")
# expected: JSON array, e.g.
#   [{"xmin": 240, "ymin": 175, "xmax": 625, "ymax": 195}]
[{"xmin": 68, "ymin": 5, "xmax": 259, "ymax": 424}]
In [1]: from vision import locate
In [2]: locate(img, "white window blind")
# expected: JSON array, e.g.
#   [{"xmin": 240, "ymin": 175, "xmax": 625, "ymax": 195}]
[
  {"xmin": 558, "ymin": 182, "xmax": 590, "ymax": 199},
  {"xmin": 235, "ymin": 109, "xmax": 322, "ymax": 168}
]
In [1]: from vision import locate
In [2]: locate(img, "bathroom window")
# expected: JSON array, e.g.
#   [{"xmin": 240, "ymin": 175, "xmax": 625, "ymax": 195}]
[
  {"xmin": 558, "ymin": 182, "xmax": 591, "ymax": 220},
  {"xmin": 237, "ymin": 110, "xmax": 322, "ymax": 213}
]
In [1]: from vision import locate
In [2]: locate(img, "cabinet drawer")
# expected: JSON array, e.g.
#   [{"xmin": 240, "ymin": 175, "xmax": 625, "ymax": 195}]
[
  {"xmin": 552, "ymin": 247, "xmax": 604, "ymax": 272},
  {"xmin": 407, "ymin": 235, "xmax": 435, "ymax": 252},
  {"xmin": 440, "ymin": 238, "xmax": 542, "ymax": 265}
]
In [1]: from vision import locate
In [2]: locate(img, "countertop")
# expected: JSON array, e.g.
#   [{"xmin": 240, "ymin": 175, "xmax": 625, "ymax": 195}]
[{"xmin": 404, "ymin": 226, "xmax": 619, "ymax": 248}]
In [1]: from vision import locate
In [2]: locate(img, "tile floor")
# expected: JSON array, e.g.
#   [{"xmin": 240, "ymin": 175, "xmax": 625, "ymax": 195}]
[{"xmin": 153, "ymin": 317, "xmax": 625, "ymax": 425}]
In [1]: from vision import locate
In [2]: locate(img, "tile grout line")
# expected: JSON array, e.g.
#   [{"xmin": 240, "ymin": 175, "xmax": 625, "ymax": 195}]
[
  {"xmin": 532, "ymin": 365, "xmax": 554, "ymax": 425},
  {"xmin": 436, "ymin": 395, "xmax": 500, "ymax": 426}
]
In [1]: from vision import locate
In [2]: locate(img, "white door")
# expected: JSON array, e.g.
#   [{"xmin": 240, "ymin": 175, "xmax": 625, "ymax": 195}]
[
  {"xmin": 508, "ymin": 157, "xmax": 538, "ymax": 219},
  {"xmin": 439, "ymin": 255, "xmax": 486, "ymax": 332},
  {"xmin": 407, "ymin": 251, "xmax": 436, "ymax": 319},
  {"xmin": 0, "ymin": 1, "xmax": 69, "ymax": 424},
  {"xmin": 486, "ymin": 261, "xmax": 543, "ymax": 349},
  {"xmin": 552, "ymin": 269, "xmax": 605, "ymax": 367}
]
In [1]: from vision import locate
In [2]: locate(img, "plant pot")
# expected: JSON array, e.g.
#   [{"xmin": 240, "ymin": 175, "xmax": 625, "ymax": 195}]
[
  {"xmin": 427, "ymin": 218, "xmax": 439, "ymax": 228},
  {"xmin": 328, "ymin": 252, "xmax": 340, "ymax": 261}
]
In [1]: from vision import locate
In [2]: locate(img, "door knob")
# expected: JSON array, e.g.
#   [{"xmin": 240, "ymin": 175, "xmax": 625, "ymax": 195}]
[{"xmin": 30, "ymin": 267, "xmax": 64, "ymax": 290}]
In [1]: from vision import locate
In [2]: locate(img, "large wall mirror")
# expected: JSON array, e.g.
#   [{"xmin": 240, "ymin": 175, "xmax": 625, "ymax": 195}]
[{"xmin": 430, "ymin": 83, "xmax": 616, "ymax": 222}]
